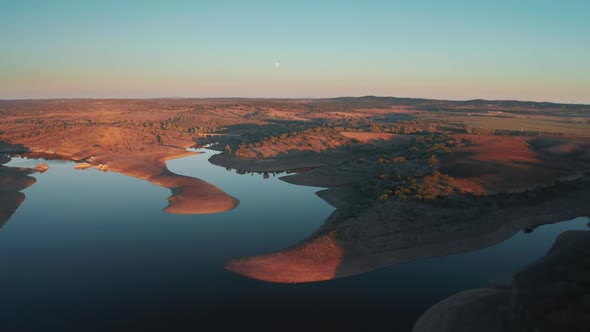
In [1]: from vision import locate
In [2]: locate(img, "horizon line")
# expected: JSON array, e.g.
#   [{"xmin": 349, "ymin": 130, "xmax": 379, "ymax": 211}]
[{"xmin": 1, "ymin": 95, "xmax": 589, "ymax": 106}]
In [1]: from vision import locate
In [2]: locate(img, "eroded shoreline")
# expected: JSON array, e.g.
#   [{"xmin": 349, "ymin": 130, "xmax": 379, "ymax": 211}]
[
  {"xmin": 214, "ymin": 134, "xmax": 590, "ymax": 283},
  {"xmin": 2, "ymin": 147, "xmax": 240, "ymax": 220},
  {"xmin": 225, "ymin": 174, "xmax": 590, "ymax": 283}
]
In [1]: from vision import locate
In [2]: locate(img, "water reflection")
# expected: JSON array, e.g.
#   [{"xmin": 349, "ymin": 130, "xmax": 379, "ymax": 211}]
[
  {"xmin": 85, "ymin": 151, "xmax": 241, "ymax": 215},
  {"xmin": 1, "ymin": 147, "xmax": 588, "ymax": 331},
  {"xmin": 3, "ymin": 151, "xmax": 239, "ymax": 219},
  {"xmin": 224, "ymin": 166, "xmax": 309, "ymax": 180}
]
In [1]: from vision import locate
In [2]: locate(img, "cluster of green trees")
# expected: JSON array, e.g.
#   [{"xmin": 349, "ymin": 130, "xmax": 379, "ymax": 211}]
[
  {"xmin": 372, "ymin": 133, "xmax": 463, "ymax": 202},
  {"xmin": 136, "ymin": 116, "xmax": 226, "ymax": 135},
  {"xmin": 378, "ymin": 156, "xmax": 406, "ymax": 164},
  {"xmin": 232, "ymin": 126, "xmax": 351, "ymax": 158},
  {"xmin": 409, "ymin": 134, "xmax": 465, "ymax": 156},
  {"xmin": 388, "ymin": 172, "xmax": 455, "ymax": 200},
  {"xmin": 464, "ymin": 126, "xmax": 496, "ymax": 135},
  {"xmin": 368, "ymin": 124, "xmax": 435, "ymax": 134}
]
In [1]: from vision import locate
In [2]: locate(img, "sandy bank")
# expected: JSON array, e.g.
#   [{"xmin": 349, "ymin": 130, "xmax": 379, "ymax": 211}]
[
  {"xmin": 149, "ymin": 170, "xmax": 239, "ymax": 214},
  {"xmin": 92, "ymin": 150, "xmax": 239, "ymax": 215},
  {"xmin": 226, "ymin": 176, "xmax": 590, "ymax": 283},
  {"xmin": 33, "ymin": 163, "xmax": 49, "ymax": 173},
  {"xmin": 23, "ymin": 147, "xmax": 239, "ymax": 215},
  {"xmin": 225, "ymin": 233, "xmax": 343, "ymax": 283},
  {"xmin": 74, "ymin": 162, "xmax": 93, "ymax": 170}
]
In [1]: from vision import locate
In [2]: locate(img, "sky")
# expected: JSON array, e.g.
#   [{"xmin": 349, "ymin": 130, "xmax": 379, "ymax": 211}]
[{"xmin": 1, "ymin": 0, "xmax": 589, "ymax": 103}]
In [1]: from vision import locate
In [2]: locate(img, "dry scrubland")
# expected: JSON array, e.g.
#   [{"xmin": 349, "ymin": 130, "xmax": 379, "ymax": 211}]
[
  {"xmin": 0, "ymin": 97, "xmax": 589, "ymax": 275},
  {"xmin": 1, "ymin": 97, "xmax": 588, "ymax": 214},
  {"xmin": 1, "ymin": 96, "xmax": 589, "ymax": 330}
]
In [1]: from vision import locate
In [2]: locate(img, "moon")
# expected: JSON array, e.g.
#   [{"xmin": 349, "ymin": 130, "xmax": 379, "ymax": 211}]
[{"xmin": 274, "ymin": 62, "xmax": 280, "ymax": 68}]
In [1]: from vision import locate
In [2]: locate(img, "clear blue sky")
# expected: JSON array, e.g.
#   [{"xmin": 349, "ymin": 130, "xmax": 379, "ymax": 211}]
[{"xmin": 1, "ymin": 0, "xmax": 589, "ymax": 102}]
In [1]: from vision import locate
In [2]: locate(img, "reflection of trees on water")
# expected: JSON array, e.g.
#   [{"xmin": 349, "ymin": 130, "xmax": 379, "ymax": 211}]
[
  {"xmin": 231, "ymin": 167, "xmax": 315, "ymax": 179},
  {"xmin": 234, "ymin": 169, "xmax": 286, "ymax": 178},
  {"xmin": 523, "ymin": 225, "xmax": 541, "ymax": 234}
]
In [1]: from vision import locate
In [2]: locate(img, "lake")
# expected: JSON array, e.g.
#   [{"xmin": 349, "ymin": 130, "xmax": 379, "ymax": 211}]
[{"xmin": 1, "ymin": 149, "xmax": 588, "ymax": 331}]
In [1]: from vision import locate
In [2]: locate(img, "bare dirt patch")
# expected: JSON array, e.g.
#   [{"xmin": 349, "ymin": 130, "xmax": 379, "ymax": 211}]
[
  {"xmin": 439, "ymin": 134, "xmax": 589, "ymax": 194},
  {"xmin": 340, "ymin": 132, "xmax": 412, "ymax": 144}
]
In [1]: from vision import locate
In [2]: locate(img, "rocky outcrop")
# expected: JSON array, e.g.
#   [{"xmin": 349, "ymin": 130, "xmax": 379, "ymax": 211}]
[
  {"xmin": 33, "ymin": 163, "xmax": 49, "ymax": 173},
  {"xmin": 512, "ymin": 230, "xmax": 590, "ymax": 331},
  {"xmin": 74, "ymin": 162, "xmax": 93, "ymax": 170},
  {"xmin": 412, "ymin": 289, "xmax": 515, "ymax": 332},
  {"xmin": 412, "ymin": 230, "xmax": 590, "ymax": 332}
]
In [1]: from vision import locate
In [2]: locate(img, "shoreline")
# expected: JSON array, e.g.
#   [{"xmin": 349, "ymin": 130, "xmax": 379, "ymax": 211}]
[
  {"xmin": 226, "ymin": 174, "xmax": 590, "ymax": 283},
  {"xmin": 88, "ymin": 148, "xmax": 240, "ymax": 215},
  {"xmin": 8, "ymin": 145, "xmax": 240, "ymax": 215}
]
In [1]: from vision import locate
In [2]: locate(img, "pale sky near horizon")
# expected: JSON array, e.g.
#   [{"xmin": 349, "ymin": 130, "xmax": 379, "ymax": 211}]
[{"xmin": 1, "ymin": 0, "xmax": 589, "ymax": 103}]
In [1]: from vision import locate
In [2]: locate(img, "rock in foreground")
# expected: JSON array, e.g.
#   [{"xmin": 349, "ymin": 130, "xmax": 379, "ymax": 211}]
[{"xmin": 412, "ymin": 229, "xmax": 590, "ymax": 332}]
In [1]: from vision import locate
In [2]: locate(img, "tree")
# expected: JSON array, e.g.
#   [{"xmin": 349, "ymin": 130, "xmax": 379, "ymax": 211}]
[
  {"xmin": 428, "ymin": 155, "xmax": 438, "ymax": 168},
  {"xmin": 393, "ymin": 156, "xmax": 406, "ymax": 163},
  {"xmin": 224, "ymin": 145, "xmax": 233, "ymax": 156}
]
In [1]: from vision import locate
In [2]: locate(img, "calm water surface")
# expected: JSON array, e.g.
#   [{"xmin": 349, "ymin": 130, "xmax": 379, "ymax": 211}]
[{"xmin": 1, "ymin": 149, "xmax": 588, "ymax": 331}]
